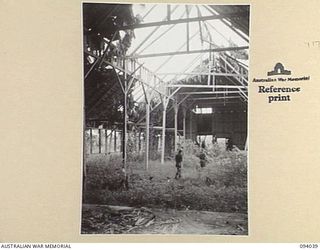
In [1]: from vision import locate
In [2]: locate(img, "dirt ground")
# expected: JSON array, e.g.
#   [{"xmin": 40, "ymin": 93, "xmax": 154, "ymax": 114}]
[{"xmin": 81, "ymin": 204, "xmax": 248, "ymax": 235}]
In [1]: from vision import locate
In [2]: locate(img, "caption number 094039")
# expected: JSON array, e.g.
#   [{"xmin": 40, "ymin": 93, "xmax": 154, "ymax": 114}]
[{"xmin": 300, "ymin": 244, "xmax": 319, "ymax": 249}]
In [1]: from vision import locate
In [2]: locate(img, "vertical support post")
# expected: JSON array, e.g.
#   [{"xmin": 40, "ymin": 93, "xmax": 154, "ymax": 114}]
[
  {"xmin": 186, "ymin": 5, "xmax": 190, "ymax": 52},
  {"xmin": 140, "ymin": 75, "xmax": 150, "ymax": 171},
  {"xmin": 174, "ymin": 101, "xmax": 179, "ymax": 153},
  {"xmin": 89, "ymin": 128, "xmax": 93, "ymax": 154},
  {"xmin": 212, "ymin": 52, "xmax": 215, "ymax": 89},
  {"xmin": 211, "ymin": 107, "xmax": 215, "ymax": 139},
  {"xmin": 119, "ymin": 132, "xmax": 122, "ymax": 152},
  {"xmin": 109, "ymin": 128, "xmax": 113, "ymax": 152},
  {"xmin": 157, "ymin": 135, "xmax": 160, "ymax": 152},
  {"xmin": 183, "ymin": 107, "xmax": 186, "ymax": 144},
  {"xmin": 138, "ymin": 130, "xmax": 141, "ymax": 152},
  {"xmin": 189, "ymin": 110, "xmax": 193, "ymax": 141},
  {"xmin": 98, "ymin": 128, "xmax": 101, "ymax": 154},
  {"xmin": 105, "ymin": 128, "xmax": 108, "ymax": 154},
  {"xmin": 208, "ymin": 60, "xmax": 212, "ymax": 86},
  {"xmin": 161, "ymin": 97, "xmax": 168, "ymax": 164},
  {"xmin": 123, "ymin": 98, "xmax": 127, "ymax": 162},
  {"xmin": 145, "ymin": 101, "xmax": 150, "ymax": 170},
  {"xmin": 114, "ymin": 130, "xmax": 117, "ymax": 152},
  {"xmin": 123, "ymin": 60, "xmax": 128, "ymax": 177}
]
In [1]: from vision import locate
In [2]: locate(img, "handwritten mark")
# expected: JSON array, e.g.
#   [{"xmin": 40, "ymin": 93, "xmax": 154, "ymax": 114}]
[{"xmin": 305, "ymin": 41, "xmax": 320, "ymax": 48}]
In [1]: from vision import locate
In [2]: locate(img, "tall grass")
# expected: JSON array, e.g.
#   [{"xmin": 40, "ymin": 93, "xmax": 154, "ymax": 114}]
[{"xmin": 83, "ymin": 144, "xmax": 247, "ymax": 213}]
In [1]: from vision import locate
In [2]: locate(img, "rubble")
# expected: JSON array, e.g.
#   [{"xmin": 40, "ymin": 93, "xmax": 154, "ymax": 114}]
[{"xmin": 81, "ymin": 204, "xmax": 155, "ymax": 234}]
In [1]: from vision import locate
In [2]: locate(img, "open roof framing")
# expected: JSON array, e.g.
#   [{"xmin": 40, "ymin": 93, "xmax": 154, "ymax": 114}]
[
  {"xmin": 85, "ymin": 2, "xmax": 249, "ymax": 112},
  {"xmin": 83, "ymin": 3, "xmax": 249, "ymax": 160}
]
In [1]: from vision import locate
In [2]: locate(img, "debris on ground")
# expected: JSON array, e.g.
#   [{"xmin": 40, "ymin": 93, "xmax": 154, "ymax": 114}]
[
  {"xmin": 81, "ymin": 204, "xmax": 155, "ymax": 234},
  {"xmin": 81, "ymin": 204, "xmax": 248, "ymax": 235}
]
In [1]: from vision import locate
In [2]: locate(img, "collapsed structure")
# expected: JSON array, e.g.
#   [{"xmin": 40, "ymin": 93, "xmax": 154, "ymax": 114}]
[{"xmin": 83, "ymin": 3, "xmax": 249, "ymax": 170}]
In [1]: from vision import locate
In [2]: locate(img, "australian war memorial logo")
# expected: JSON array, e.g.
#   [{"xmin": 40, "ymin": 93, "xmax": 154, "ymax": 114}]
[
  {"xmin": 267, "ymin": 62, "xmax": 291, "ymax": 76},
  {"xmin": 253, "ymin": 62, "xmax": 310, "ymax": 104},
  {"xmin": 253, "ymin": 62, "xmax": 309, "ymax": 83}
]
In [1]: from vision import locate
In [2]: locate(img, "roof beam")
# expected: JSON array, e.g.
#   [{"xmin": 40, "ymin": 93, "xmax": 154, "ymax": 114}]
[
  {"xmin": 107, "ymin": 61, "xmax": 169, "ymax": 99},
  {"xmin": 192, "ymin": 100, "xmax": 242, "ymax": 105},
  {"xmin": 192, "ymin": 96, "xmax": 241, "ymax": 100},
  {"xmin": 204, "ymin": 6, "xmax": 249, "ymax": 43},
  {"xmin": 179, "ymin": 91, "xmax": 246, "ymax": 95},
  {"xmin": 156, "ymin": 72, "xmax": 248, "ymax": 77},
  {"xmin": 84, "ymin": 50, "xmax": 171, "ymax": 99},
  {"xmin": 119, "ymin": 12, "xmax": 248, "ymax": 30},
  {"xmin": 167, "ymin": 84, "xmax": 247, "ymax": 89},
  {"xmin": 125, "ymin": 46, "xmax": 248, "ymax": 59}
]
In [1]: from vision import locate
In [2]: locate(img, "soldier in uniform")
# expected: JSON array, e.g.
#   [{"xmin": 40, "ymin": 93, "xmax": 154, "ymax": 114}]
[
  {"xmin": 199, "ymin": 149, "xmax": 207, "ymax": 168},
  {"xmin": 226, "ymin": 137, "xmax": 233, "ymax": 151},
  {"xmin": 175, "ymin": 150, "xmax": 183, "ymax": 179}
]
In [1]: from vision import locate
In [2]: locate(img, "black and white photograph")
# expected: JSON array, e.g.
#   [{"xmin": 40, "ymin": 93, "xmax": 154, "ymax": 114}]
[{"xmin": 81, "ymin": 3, "xmax": 249, "ymax": 235}]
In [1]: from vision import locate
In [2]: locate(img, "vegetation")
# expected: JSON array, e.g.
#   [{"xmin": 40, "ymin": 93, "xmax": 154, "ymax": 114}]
[{"xmin": 83, "ymin": 143, "xmax": 247, "ymax": 213}]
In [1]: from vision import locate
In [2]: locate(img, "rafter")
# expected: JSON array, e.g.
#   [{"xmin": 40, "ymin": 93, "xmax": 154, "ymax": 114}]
[
  {"xmin": 167, "ymin": 84, "xmax": 247, "ymax": 89},
  {"xmin": 125, "ymin": 46, "xmax": 248, "ymax": 59},
  {"xmin": 179, "ymin": 91, "xmax": 246, "ymax": 95},
  {"xmin": 192, "ymin": 96, "xmax": 241, "ymax": 100},
  {"xmin": 156, "ymin": 72, "xmax": 248, "ymax": 77},
  {"xmin": 119, "ymin": 12, "xmax": 248, "ymax": 30}
]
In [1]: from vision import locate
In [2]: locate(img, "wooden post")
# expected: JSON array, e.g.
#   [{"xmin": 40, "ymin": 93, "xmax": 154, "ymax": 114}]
[
  {"xmin": 114, "ymin": 130, "xmax": 117, "ymax": 152},
  {"xmin": 174, "ymin": 101, "xmax": 179, "ymax": 153},
  {"xmin": 212, "ymin": 53, "xmax": 215, "ymax": 89},
  {"xmin": 123, "ymin": 94, "xmax": 127, "ymax": 159},
  {"xmin": 123, "ymin": 59, "xmax": 128, "ymax": 185},
  {"xmin": 109, "ymin": 128, "xmax": 113, "ymax": 152},
  {"xmin": 161, "ymin": 98, "xmax": 168, "ymax": 164},
  {"xmin": 145, "ymin": 102, "xmax": 150, "ymax": 170},
  {"xmin": 89, "ymin": 128, "xmax": 93, "ymax": 154},
  {"xmin": 105, "ymin": 128, "xmax": 108, "ymax": 154},
  {"xmin": 211, "ymin": 108, "xmax": 215, "ymax": 141},
  {"xmin": 138, "ymin": 130, "xmax": 141, "ymax": 152},
  {"xmin": 134, "ymin": 131, "xmax": 137, "ymax": 152},
  {"xmin": 141, "ymin": 77, "xmax": 151, "ymax": 170},
  {"xmin": 189, "ymin": 110, "xmax": 193, "ymax": 141},
  {"xmin": 207, "ymin": 60, "xmax": 212, "ymax": 85},
  {"xmin": 183, "ymin": 107, "xmax": 186, "ymax": 143},
  {"xmin": 158, "ymin": 135, "xmax": 161, "ymax": 152},
  {"xmin": 98, "ymin": 128, "xmax": 101, "ymax": 154}
]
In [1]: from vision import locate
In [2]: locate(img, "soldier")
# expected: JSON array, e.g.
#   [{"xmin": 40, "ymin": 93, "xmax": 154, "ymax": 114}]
[
  {"xmin": 226, "ymin": 137, "xmax": 233, "ymax": 151},
  {"xmin": 199, "ymin": 149, "xmax": 207, "ymax": 168},
  {"xmin": 212, "ymin": 134, "xmax": 217, "ymax": 145},
  {"xmin": 175, "ymin": 150, "xmax": 183, "ymax": 179}
]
